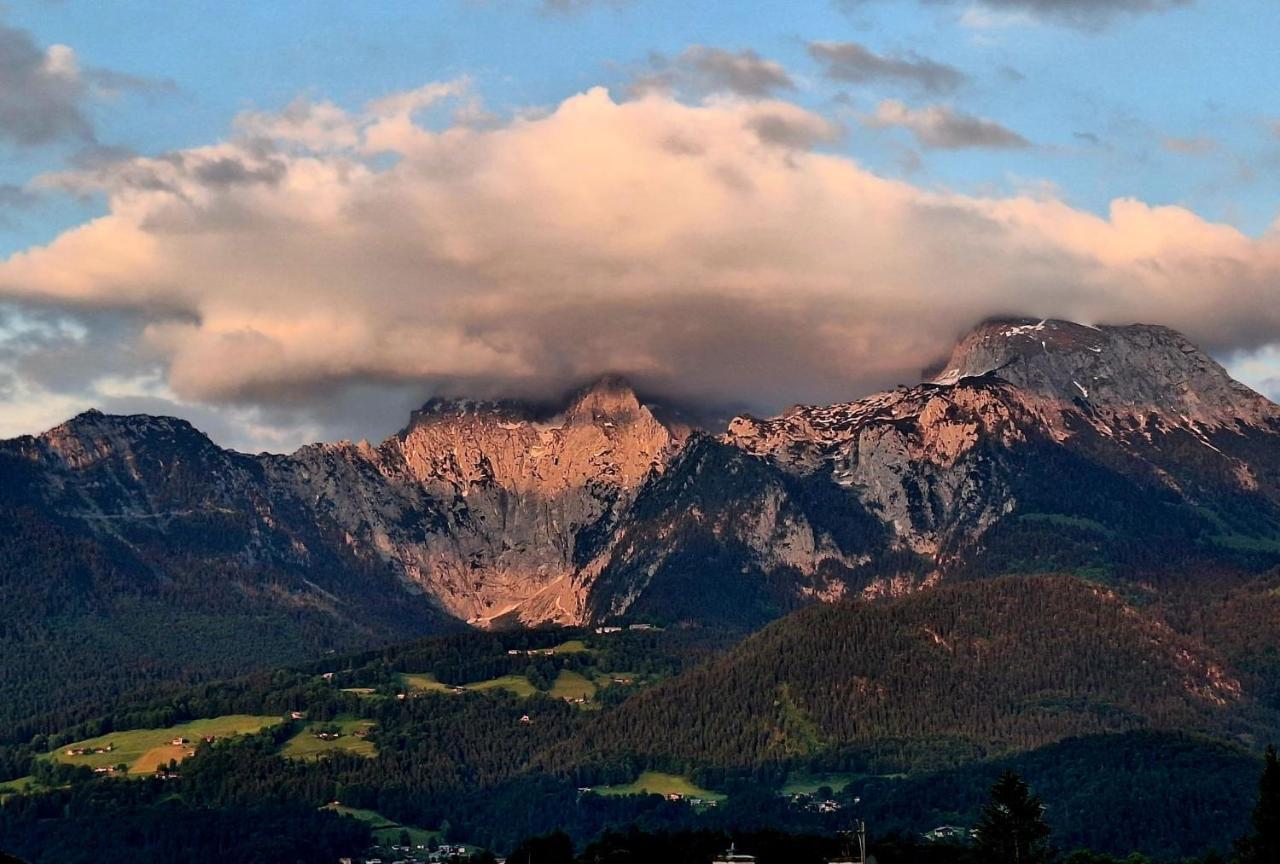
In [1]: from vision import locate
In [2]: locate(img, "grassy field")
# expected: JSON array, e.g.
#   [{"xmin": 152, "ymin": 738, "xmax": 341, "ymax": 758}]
[
  {"xmin": 50, "ymin": 715, "xmax": 282, "ymax": 775},
  {"xmin": 321, "ymin": 803, "xmax": 439, "ymax": 847},
  {"xmin": 594, "ymin": 670, "xmax": 643, "ymax": 688},
  {"xmin": 282, "ymin": 719, "xmax": 378, "ymax": 761},
  {"xmin": 399, "ymin": 672, "xmax": 454, "ymax": 693},
  {"xmin": 780, "ymin": 773, "xmax": 857, "ymax": 796},
  {"xmin": 0, "ymin": 775, "xmax": 34, "ymax": 801},
  {"xmin": 460, "ymin": 674, "xmax": 538, "ymax": 697},
  {"xmin": 340, "ymin": 687, "xmax": 379, "ymax": 698},
  {"xmin": 400, "ymin": 672, "xmax": 537, "ymax": 698},
  {"xmin": 548, "ymin": 669, "xmax": 597, "ymax": 702},
  {"xmin": 594, "ymin": 771, "xmax": 725, "ymax": 802},
  {"xmin": 550, "ymin": 639, "xmax": 590, "ymax": 654}
]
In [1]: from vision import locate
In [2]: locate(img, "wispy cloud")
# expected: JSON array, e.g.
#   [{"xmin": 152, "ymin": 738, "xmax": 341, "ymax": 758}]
[
  {"xmin": 631, "ymin": 46, "xmax": 795, "ymax": 99},
  {"xmin": 1161, "ymin": 135, "xmax": 1217, "ymax": 156},
  {"xmin": 865, "ymin": 100, "xmax": 1031, "ymax": 149},
  {"xmin": 0, "ymin": 17, "xmax": 173, "ymax": 148},
  {"xmin": 808, "ymin": 40, "xmax": 966, "ymax": 92},
  {"xmin": 842, "ymin": 0, "xmax": 1193, "ymax": 29}
]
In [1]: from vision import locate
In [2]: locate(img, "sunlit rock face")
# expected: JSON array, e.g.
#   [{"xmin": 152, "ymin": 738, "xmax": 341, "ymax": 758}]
[
  {"xmin": 273, "ymin": 377, "xmax": 687, "ymax": 627},
  {"xmin": 5, "ymin": 319, "xmax": 1280, "ymax": 633},
  {"xmin": 713, "ymin": 318, "xmax": 1280, "ymax": 606}
]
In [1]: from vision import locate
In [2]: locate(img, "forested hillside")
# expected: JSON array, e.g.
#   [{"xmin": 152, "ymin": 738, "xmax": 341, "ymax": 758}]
[
  {"xmin": 550, "ymin": 577, "xmax": 1263, "ymax": 775},
  {"xmin": 4, "ymin": 575, "xmax": 1279, "ymax": 861}
]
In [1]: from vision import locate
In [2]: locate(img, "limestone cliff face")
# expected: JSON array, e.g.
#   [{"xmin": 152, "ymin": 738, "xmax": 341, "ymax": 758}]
[
  {"xmin": 725, "ymin": 381, "xmax": 1044, "ymax": 556},
  {"xmin": 6, "ymin": 320, "xmax": 1280, "ymax": 635},
  {"xmin": 274, "ymin": 377, "xmax": 684, "ymax": 626},
  {"xmin": 933, "ymin": 318, "xmax": 1279, "ymax": 428},
  {"xmin": 722, "ymin": 319, "xmax": 1280, "ymax": 572}
]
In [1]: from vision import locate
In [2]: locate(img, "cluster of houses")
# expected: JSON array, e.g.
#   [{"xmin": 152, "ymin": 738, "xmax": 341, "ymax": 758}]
[
  {"xmin": 781, "ymin": 791, "xmax": 844, "ymax": 814},
  {"xmin": 593, "ymin": 623, "xmax": 659, "ymax": 634},
  {"xmin": 64, "ymin": 743, "xmax": 114, "ymax": 757},
  {"xmin": 340, "ymin": 841, "xmax": 475, "ymax": 864}
]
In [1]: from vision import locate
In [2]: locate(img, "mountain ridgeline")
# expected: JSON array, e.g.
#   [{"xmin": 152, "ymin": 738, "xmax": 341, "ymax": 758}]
[{"xmin": 2, "ymin": 318, "xmax": 1280, "ymax": 725}]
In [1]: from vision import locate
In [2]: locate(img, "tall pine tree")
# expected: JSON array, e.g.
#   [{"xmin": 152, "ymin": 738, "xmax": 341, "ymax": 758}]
[
  {"xmin": 1239, "ymin": 745, "xmax": 1280, "ymax": 864},
  {"xmin": 975, "ymin": 771, "xmax": 1053, "ymax": 864}
]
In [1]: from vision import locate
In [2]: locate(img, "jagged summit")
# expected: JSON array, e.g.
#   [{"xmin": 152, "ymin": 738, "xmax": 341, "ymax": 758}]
[
  {"xmin": 36, "ymin": 409, "xmax": 223, "ymax": 470},
  {"xmin": 6, "ymin": 319, "xmax": 1279, "ymax": 638},
  {"xmin": 403, "ymin": 375, "xmax": 649, "ymax": 431},
  {"xmin": 933, "ymin": 318, "xmax": 1277, "ymax": 426}
]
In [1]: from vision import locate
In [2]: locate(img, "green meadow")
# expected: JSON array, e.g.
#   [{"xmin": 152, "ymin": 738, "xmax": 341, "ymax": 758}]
[
  {"xmin": 50, "ymin": 715, "xmax": 282, "ymax": 775},
  {"xmin": 594, "ymin": 771, "xmax": 725, "ymax": 802},
  {"xmin": 281, "ymin": 718, "xmax": 378, "ymax": 761},
  {"xmin": 320, "ymin": 803, "xmax": 439, "ymax": 847}
]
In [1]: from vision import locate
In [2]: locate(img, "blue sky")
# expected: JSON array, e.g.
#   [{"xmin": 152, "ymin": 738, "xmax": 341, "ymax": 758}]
[
  {"xmin": 0, "ymin": 0, "xmax": 1277, "ymax": 449},
  {"xmin": 5, "ymin": 0, "xmax": 1279, "ymax": 252}
]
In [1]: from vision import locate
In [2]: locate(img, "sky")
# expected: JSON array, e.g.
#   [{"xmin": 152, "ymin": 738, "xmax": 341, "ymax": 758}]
[{"xmin": 0, "ymin": 0, "xmax": 1277, "ymax": 451}]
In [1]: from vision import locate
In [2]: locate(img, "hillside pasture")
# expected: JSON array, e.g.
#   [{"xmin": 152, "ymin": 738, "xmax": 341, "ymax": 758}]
[
  {"xmin": 398, "ymin": 672, "xmax": 454, "ymax": 693},
  {"xmin": 320, "ymin": 803, "xmax": 440, "ymax": 847},
  {"xmin": 49, "ymin": 715, "xmax": 282, "ymax": 775},
  {"xmin": 594, "ymin": 771, "xmax": 725, "ymax": 802},
  {"xmin": 549, "ymin": 669, "xmax": 597, "ymax": 704},
  {"xmin": 282, "ymin": 719, "xmax": 378, "ymax": 760}
]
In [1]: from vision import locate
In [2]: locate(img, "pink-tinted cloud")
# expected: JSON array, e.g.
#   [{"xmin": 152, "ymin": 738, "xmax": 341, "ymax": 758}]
[{"xmin": 0, "ymin": 84, "xmax": 1277, "ymax": 433}]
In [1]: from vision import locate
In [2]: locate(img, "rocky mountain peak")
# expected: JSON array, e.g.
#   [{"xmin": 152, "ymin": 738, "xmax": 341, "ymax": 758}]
[
  {"xmin": 563, "ymin": 375, "xmax": 645, "ymax": 425},
  {"xmin": 37, "ymin": 410, "xmax": 218, "ymax": 471},
  {"xmin": 933, "ymin": 317, "xmax": 1277, "ymax": 426}
]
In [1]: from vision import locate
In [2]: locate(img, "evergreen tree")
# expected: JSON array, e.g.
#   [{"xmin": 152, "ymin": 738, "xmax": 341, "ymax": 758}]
[
  {"xmin": 975, "ymin": 771, "xmax": 1053, "ymax": 864},
  {"xmin": 1238, "ymin": 746, "xmax": 1280, "ymax": 864}
]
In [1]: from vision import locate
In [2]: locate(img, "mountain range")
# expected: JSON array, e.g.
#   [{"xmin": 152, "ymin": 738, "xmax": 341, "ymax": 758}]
[{"xmin": 3, "ymin": 317, "xmax": 1279, "ymax": 726}]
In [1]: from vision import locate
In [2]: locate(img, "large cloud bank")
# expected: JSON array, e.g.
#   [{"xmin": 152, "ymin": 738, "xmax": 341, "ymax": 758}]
[{"xmin": 2, "ymin": 84, "xmax": 1278, "ymax": 432}]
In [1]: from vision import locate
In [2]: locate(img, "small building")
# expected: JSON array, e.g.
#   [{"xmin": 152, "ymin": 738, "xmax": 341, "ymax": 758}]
[
  {"xmin": 170, "ymin": 737, "xmax": 189, "ymax": 746},
  {"xmin": 519, "ymin": 714, "xmax": 532, "ymax": 725}
]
